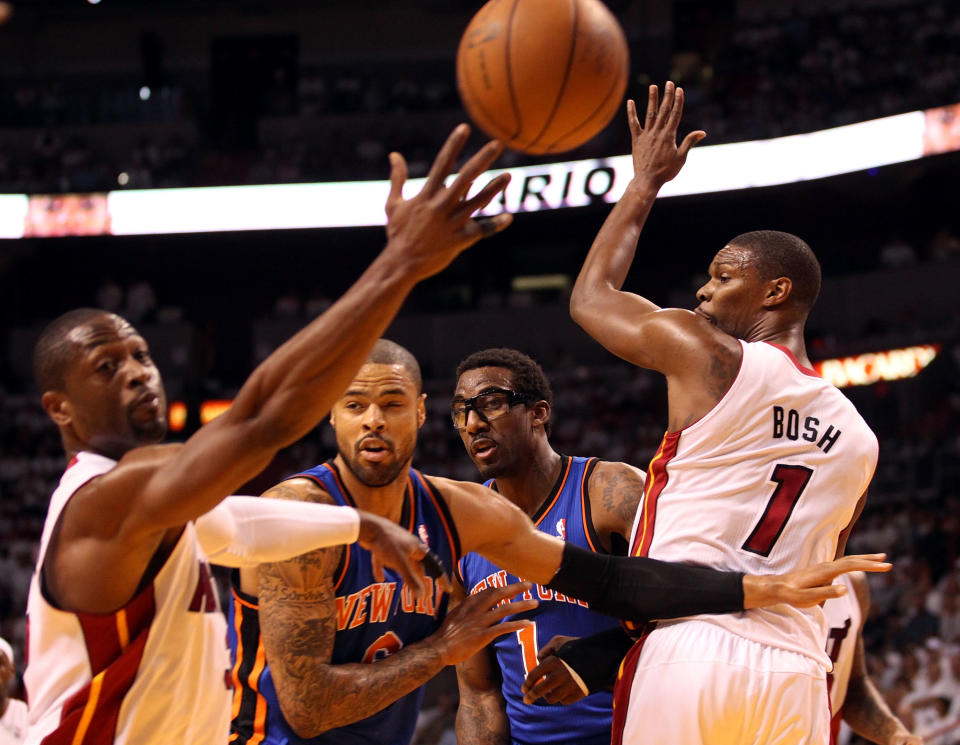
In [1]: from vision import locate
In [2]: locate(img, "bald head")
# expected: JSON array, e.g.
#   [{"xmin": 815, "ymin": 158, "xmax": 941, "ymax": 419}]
[
  {"xmin": 367, "ymin": 339, "xmax": 422, "ymax": 392},
  {"xmin": 33, "ymin": 308, "xmax": 130, "ymax": 393}
]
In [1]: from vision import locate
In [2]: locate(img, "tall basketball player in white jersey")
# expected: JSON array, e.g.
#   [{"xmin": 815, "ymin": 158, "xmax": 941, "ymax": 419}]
[
  {"xmin": 24, "ymin": 125, "xmax": 516, "ymax": 745},
  {"xmin": 570, "ymin": 82, "xmax": 881, "ymax": 744},
  {"xmin": 824, "ymin": 573, "xmax": 922, "ymax": 745}
]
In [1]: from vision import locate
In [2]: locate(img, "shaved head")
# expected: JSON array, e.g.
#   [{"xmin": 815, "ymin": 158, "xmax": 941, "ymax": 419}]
[
  {"xmin": 727, "ymin": 230, "xmax": 821, "ymax": 312},
  {"xmin": 367, "ymin": 339, "xmax": 422, "ymax": 393},
  {"xmin": 33, "ymin": 308, "xmax": 126, "ymax": 393}
]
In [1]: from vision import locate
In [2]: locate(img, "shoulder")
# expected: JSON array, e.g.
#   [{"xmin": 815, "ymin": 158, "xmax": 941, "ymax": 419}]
[
  {"xmin": 261, "ymin": 476, "xmax": 334, "ymax": 505},
  {"xmin": 587, "ymin": 460, "xmax": 646, "ymax": 544}
]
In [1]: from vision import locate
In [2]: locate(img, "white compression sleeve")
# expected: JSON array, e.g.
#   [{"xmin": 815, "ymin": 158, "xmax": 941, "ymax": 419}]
[{"xmin": 195, "ymin": 496, "xmax": 360, "ymax": 568}]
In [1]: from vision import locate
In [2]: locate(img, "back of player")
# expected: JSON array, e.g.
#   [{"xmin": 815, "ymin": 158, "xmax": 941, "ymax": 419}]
[
  {"xmin": 615, "ymin": 341, "xmax": 878, "ymax": 745},
  {"xmin": 458, "ymin": 456, "xmax": 620, "ymax": 745},
  {"xmin": 631, "ymin": 340, "xmax": 877, "ymax": 657},
  {"xmin": 823, "ymin": 573, "xmax": 863, "ymax": 745},
  {"xmin": 27, "ymin": 453, "xmax": 230, "ymax": 745},
  {"xmin": 229, "ymin": 461, "xmax": 460, "ymax": 745}
]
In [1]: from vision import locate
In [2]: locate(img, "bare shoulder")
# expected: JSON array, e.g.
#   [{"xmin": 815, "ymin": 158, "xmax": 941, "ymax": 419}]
[
  {"xmin": 262, "ymin": 476, "xmax": 334, "ymax": 505},
  {"xmin": 588, "ymin": 461, "xmax": 646, "ymax": 546}
]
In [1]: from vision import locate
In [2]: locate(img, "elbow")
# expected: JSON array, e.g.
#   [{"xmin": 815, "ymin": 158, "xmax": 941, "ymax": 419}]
[
  {"xmin": 282, "ymin": 708, "xmax": 326, "ymax": 739},
  {"xmin": 569, "ymin": 289, "xmax": 603, "ymax": 331}
]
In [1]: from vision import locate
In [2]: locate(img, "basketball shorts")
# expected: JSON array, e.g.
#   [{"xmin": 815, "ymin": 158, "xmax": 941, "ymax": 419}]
[{"xmin": 613, "ymin": 619, "xmax": 830, "ymax": 745}]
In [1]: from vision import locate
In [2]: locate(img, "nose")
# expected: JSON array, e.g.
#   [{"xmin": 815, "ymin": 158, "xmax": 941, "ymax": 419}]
[
  {"xmin": 696, "ymin": 279, "xmax": 712, "ymax": 303},
  {"xmin": 125, "ymin": 357, "xmax": 152, "ymax": 388},
  {"xmin": 464, "ymin": 407, "xmax": 488, "ymax": 434},
  {"xmin": 361, "ymin": 403, "xmax": 386, "ymax": 431}
]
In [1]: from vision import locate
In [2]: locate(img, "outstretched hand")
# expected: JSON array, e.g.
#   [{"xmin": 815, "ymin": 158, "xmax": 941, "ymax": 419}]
[
  {"xmin": 743, "ymin": 553, "xmax": 892, "ymax": 610},
  {"xmin": 356, "ymin": 511, "xmax": 452, "ymax": 602},
  {"xmin": 627, "ymin": 81, "xmax": 706, "ymax": 189},
  {"xmin": 384, "ymin": 124, "xmax": 513, "ymax": 281}
]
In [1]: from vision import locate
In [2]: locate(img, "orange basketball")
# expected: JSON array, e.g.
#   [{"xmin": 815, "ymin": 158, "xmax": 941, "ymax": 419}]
[{"xmin": 456, "ymin": 0, "xmax": 630, "ymax": 155}]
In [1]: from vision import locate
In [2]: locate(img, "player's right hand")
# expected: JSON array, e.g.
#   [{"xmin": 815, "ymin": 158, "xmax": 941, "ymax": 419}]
[
  {"xmin": 356, "ymin": 511, "xmax": 451, "ymax": 601},
  {"xmin": 432, "ymin": 582, "xmax": 538, "ymax": 667},
  {"xmin": 742, "ymin": 553, "xmax": 891, "ymax": 609},
  {"xmin": 384, "ymin": 124, "xmax": 513, "ymax": 281}
]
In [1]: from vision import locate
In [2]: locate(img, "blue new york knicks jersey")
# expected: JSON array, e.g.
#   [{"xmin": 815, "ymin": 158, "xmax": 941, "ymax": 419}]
[
  {"xmin": 457, "ymin": 456, "xmax": 619, "ymax": 745},
  {"xmin": 228, "ymin": 460, "xmax": 461, "ymax": 745}
]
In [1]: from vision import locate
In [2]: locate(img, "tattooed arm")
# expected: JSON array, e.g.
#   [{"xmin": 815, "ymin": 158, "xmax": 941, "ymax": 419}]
[
  {"xmin": 454, "ymin": 579, "xmax": 510, "ymax": 745},
  {"xmin": 587, "ymin": 461, "xmax": 646, "ymax": 555},
  {"xmin": 256, "ymin": 478, "xmax": 537, "ymax": 738}
]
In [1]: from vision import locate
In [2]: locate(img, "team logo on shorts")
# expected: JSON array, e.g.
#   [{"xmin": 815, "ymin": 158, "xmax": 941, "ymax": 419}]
[
  {"xmin": 556, "ymin": 519, "xmax": 566, "ymax": 539},
  {"xmin": 418, "ymin": 524, "xmax": 430, "ymax": 546}
]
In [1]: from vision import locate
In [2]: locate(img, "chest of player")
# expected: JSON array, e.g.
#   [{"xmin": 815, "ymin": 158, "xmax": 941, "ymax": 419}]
[{"xmin": 332, "ymin": 548, "xmax": 451, "ymax": 665}]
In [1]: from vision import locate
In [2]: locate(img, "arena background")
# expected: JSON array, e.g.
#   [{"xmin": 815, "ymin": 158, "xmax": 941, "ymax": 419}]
[{"xmin": 1, "ymin": 1, "xmax": 959, "ymax": 743}]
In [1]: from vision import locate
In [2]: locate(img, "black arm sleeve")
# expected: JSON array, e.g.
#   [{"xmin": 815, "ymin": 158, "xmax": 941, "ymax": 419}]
[
  {"xmin": 552, "ymin": 627, "xmax": 636, "ymax": 693},
  {"xmin": 547, "ymin": 543, "xmax": 744, "ymax": 622}
]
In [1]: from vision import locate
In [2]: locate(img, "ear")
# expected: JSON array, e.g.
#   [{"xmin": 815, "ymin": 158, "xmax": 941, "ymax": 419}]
[
  {"xmin": 42, "ymin": 390, "xmax": 73, "ymax": 427},
  {"xmin": 417, "ymin": 393, "xmax": 427, "ymax": 429},
  {"xmin": 763, "ymin": 277, "xmax": 792, "ymax": 308},
  {"xmin": 329, "ymin": 410, "xmax": 337, "ymax": 428},
  {"xmin": 532, "ymin": 400, "xmax": 551, "ymax": 430}
]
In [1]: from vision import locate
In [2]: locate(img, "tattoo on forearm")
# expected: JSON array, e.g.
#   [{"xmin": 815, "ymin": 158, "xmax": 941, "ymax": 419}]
[
  {"xmin": 258, "ymin": 550, "xmax": 447, "ymax": 736},
  {"xmin": 456, "ymin": 695, "xmax": 509, "ymax": 745}
]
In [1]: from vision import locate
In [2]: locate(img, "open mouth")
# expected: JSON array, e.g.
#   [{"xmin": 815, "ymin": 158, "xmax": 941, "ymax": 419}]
[
  {"xmin": 471, "ymin": 438, "xmax": 497, "ymax": 460},
  {"xmin": 359, "ymin": 438, "xmax": 393, "ymax": 462}
]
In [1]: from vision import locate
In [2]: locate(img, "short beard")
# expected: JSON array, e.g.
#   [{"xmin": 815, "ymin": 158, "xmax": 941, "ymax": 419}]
[{"xmin": 340, "ymin": 449, "xmax": 409, "ymax": 487}]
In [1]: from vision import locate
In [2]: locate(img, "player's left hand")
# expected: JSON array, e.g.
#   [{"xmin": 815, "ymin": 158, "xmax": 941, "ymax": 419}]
[
  {"xmin": 742, "ymin": 553, "xmax": 891, "ymax": 609},
  {"xmin": 626, "ymin": 81, "xmax": 706, "ymax": 190},
  {"xmin": 356, "ymin": 510, "xmax": 451, "ymax": 600},
  {"xmin": 520, "ymin": 635, "xmax": 587, "ymax": 705}
]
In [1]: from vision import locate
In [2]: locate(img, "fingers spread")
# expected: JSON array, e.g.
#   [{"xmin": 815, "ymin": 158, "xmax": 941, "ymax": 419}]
[
  {"xmin": 424, "ymin": 124, "xmax": 471, "ymax": 196},
  {"xmin": 646, "ymin": 85, "xmax": 659, "ymax": 126},
  {"xmin": 447, "ymin": 139, "xmax": 506, "ymax": 204},
  {"xmin": 453, "ymin": 173, "xmax": 511, "ymax": 221},
  {"xmin": 386, "ymin": 152, "xmax": 408, "ymax": 210}
]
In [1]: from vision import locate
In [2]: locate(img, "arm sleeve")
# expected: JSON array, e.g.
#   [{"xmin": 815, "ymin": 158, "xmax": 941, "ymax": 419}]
[
  {"xmin": 547, "ymin": 543, "xmax": 744, "ymax": 622},
  {"xmin": 194, "ymin": 495, "xmax": 360, "ymax": 568},
  {"xmin": 552, "ymin": 627, "xmax": 637, "ymax": 693}
]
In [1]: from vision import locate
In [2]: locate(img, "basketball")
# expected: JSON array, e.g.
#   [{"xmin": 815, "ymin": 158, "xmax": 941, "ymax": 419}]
[{"xmin": 456, "ymin": 0, "xmax": 630, "ymax": 155}]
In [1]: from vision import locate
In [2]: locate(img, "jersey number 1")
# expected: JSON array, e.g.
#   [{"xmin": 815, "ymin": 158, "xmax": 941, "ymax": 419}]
[
  {"xmin": 516, "ymin": 623, "xmax": 539, "ymax": 676},
  {"xmin": 742, "ymin": 464, "xmax": 813, "ymax": 557}
]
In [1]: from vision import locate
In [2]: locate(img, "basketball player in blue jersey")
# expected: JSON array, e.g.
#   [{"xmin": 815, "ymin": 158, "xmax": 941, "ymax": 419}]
[
  {"xmin": 452, "ymin": 347, "xmax": 642, "ymax": 745},
  {"xmin": 230, "ymin": 341, "xmax": 891, "ymax": 745}
]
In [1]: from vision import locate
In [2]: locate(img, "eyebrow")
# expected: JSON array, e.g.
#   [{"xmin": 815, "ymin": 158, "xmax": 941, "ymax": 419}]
[{"xmin": 343, "ymin": 387, "xmax": 410, "ymax": 398}]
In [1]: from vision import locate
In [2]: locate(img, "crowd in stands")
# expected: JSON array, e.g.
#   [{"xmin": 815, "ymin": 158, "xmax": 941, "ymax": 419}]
[
  {"xmin": 1, "ymin": 0, "xmax": 958, "ymax": 193},
  {"xmin": 2, "ymin": 301, "xmax": 959, "ymax": 743}
]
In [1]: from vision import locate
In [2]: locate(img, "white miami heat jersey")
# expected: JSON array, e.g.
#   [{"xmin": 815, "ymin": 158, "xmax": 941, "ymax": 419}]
[
  {"xmin": 25, "ymin": 451, "xmax": 231, "ymax": 745},
  {"xmin": 824, "ymin": 573, "xmax": 863, "ymax": 719},
  {"xmin": 630, "ymin": 340, "xmax": 878, "ymax": 666}
]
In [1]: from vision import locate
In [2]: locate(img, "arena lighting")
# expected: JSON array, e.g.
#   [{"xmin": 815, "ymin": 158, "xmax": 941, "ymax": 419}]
[
  {"xmin": 165, "ymin": 345, "xmax": 941, "ymax": 430},
  {"xmin": 813, "ymin": 344, "xmax": 940, "ymax": 388},
  {"xmin": 3, "ymin": 101, "xmax": 959, "ymax": 238},
  {"xmin": 166, "ymin": 399, "xmax": 232, "ymax": 433}
]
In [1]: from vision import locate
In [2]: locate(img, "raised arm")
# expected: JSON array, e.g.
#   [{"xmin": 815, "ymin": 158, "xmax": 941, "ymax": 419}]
[
  {"xmin": 49, "ymin": 127, "xmax": 513, "ymax": 611},
  {"xmin": 126, "ymin": 127, "xmax": 514, "ymax": 531},
  {"xmin": 569, "ymin": 83, "xmax": 713, "ymax": 376},
  {"xmin": 256, "ymin": 479, "xmax": 536, "ymax": 738}
]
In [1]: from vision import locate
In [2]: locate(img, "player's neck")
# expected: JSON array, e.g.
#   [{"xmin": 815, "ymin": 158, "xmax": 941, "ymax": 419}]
[
  {"xmin": 334, "ymin": 455, "xmax": 410, "ymax": 525},
  {"xmin": 493, "ymin": 443, "xmax": 562, "ymax": 517},
  {"xmin": 752, "ymin": 326, "xmax": 811, "ymax": 368}
]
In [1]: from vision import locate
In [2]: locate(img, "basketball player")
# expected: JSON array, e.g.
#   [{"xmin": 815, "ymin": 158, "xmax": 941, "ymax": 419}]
[
  {"xmin": 230, "ymin": 339, "xmax": 889, "ymax": 745},
  {"xmin": 0, "ymin": 637, "xmax": 26, "ymax": 745},
  {"xmin": 24, "ymin": 124, "xmax": 516, "ymax": 745},
  {"xmin": 452, "ymin": 348, "xmax": 640, "ymax": 745},
  {"xmin": 825, "ymin": 573, "xmax": 922, "ymax": 745},
  {"xmin": 569, "ymin": 82, "xmax": 881, "ymax": 744}
]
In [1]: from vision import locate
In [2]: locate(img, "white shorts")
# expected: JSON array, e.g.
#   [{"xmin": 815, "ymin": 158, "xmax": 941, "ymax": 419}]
[{"xmin": 613, "ymin": 620, "xmax": 830, "ymax": 745}]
